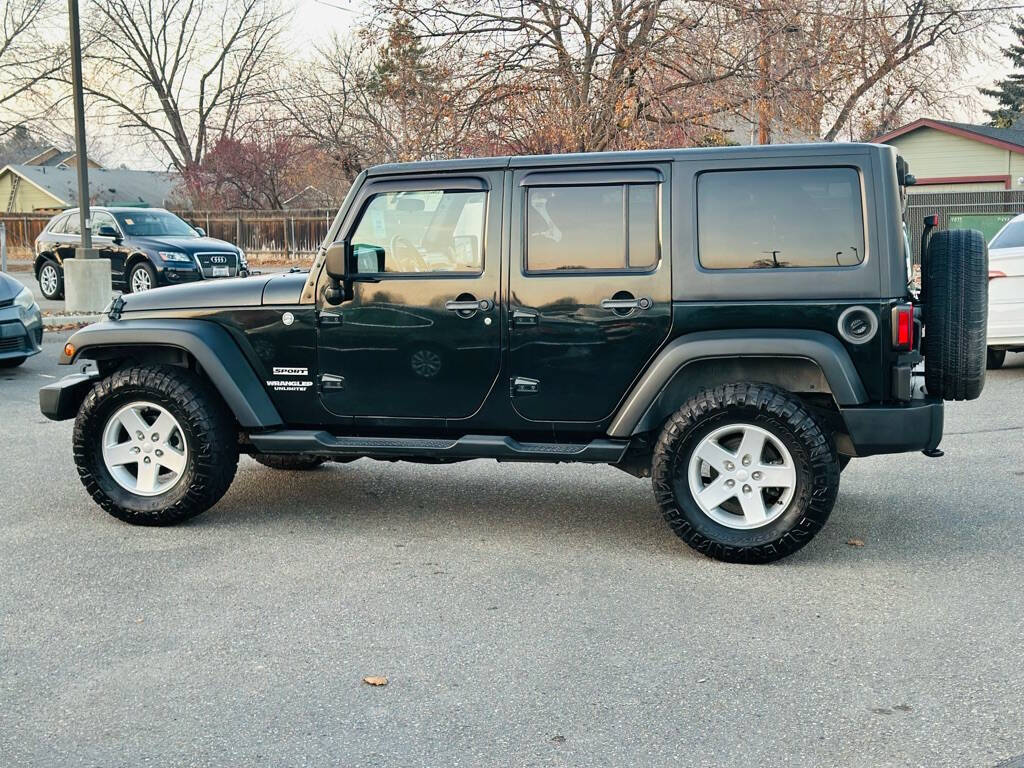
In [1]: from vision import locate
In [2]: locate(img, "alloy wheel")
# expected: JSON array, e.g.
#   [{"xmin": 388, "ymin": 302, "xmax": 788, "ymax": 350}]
[{"xmin": 101, "ymin": 401, "xmax": 188, "ymax": 496}]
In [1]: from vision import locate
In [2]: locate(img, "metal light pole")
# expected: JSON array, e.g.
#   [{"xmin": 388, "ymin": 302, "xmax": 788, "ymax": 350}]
[
  {"xmin": 63, "ymin": 0, "xmax": 110, "ymax": 312},
  {"xmin": 67, "ymin": 0, "xmax": 91, "ymax": 249}
]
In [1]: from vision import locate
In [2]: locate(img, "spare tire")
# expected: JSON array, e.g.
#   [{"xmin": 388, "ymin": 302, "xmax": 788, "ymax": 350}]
[{"xmin": 922, "ymin": 229, "xmax": 988, "ymax": 401}]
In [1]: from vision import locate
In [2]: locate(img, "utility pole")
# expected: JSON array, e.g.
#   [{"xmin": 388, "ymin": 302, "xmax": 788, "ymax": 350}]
[{"xmin": 63, "ymin": 0, "xmax": 110, "ymax": 312}]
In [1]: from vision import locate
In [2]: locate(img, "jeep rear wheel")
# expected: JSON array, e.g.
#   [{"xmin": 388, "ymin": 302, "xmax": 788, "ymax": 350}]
[
  {"xmin": 652, "ymin": 383, "xmax": 839, "ymax": 564},
  {"xmin": 922, "ymin": 229, "xmax": 988, "ymax": 400},
  {"xmin": 73, "ymin": 365, "xmax": 238, "ymax": 525},
  {"xmin": 252, "ymin": 454, "xmax": 326, "ymax": 470}
]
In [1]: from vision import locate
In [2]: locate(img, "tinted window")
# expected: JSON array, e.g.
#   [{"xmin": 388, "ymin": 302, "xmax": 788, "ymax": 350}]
[
  {"xmin": 991, "ymin": 218, "xmax": 1024, "ymax": 249},
  {"xmin": 526, "ymin": 184, "xmax": 659, "ymax": 272},
  {"xmin": 64, "ymin": 215, "xmax": 80, "ymax": 236},
  {"xmin": 351, "ymin": 189, "xmax": 485, "ymax": 274},
  {"xmin": 698, "ymin": 168, "xmax": 865, "ymax": 269},
  {"xmin": 93, "ymin": 211, "xmax": 118, "ymax": 233},
  {"xmin": 48, "ymin": 214, "xmax": 69, "ymax": 233}
]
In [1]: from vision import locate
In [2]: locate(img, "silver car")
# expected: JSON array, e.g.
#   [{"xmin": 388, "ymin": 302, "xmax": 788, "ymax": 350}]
[{"xmin": 0, "ymin": 272, "xmax": 43, "ymax": 368}]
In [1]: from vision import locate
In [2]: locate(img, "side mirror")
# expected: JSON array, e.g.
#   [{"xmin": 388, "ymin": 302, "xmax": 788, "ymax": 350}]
[
  {"xmin": 96, "ymin": 225, "xmax": 119, "ymax": 239},
  {"xmin": 193, "ymin": 226, "xmax": 206, "ymax": 237},
  {"xmin": 324, "ymin": 240, "xmax": 350, "ymax": 305}
]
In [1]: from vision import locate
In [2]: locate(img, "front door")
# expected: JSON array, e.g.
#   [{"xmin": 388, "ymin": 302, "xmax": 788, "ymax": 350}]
[
  {"xmin": 508, "ymin": 165, "xmax": 673, "ymax": 423},
  {"xmin": 91, "ymin": 210, "xmax": 128, "ymax": 283},
  {"xmin": 317, "ymin": 174, "xmax": 503, "ymax": 419}
]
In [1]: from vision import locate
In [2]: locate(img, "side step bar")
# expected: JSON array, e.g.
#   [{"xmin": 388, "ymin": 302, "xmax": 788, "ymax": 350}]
[{"xmin": 249, "ymin": 431, "xmax": 629, "ymax": 463}]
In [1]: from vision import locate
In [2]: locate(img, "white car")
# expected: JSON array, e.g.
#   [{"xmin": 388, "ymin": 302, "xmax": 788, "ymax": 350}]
[{"xmin": 987, "ymin": 215, "xmax": 1024, "ymax": 369}]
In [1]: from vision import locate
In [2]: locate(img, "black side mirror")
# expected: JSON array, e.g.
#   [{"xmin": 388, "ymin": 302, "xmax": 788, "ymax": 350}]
[
  {"xmin": 97, "ymin": 225, "xmax": 119, "ymax": 239},
  {"xmin": 193, "ymin": 226, "xmax": 206, "ymax": 237},
  {"xmin": 324, "ymin": 240, "xmax": 350, "ymax": 305}
]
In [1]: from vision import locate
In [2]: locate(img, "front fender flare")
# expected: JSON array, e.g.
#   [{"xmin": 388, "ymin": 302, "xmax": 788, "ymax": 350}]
[
  {"xmin": 63, "ymin": 318, "xmax": 282, "ymax": 429},
  {"xmin": 607, "ymin": 329, "xmax": 868, "ymax": 437}
]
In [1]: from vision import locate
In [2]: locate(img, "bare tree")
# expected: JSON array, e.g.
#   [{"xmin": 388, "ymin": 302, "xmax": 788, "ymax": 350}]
[
  {"xmin": 80, "ymin": 0, "xmax": 290, "ymax": 171},
  {"xmin": 0, "ymin": 0, "xmax": 66, "ymax": 138}
]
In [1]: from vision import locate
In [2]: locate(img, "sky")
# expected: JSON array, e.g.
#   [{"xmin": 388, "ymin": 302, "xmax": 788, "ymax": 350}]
[{"xmin": 48, "ymin": 1, "xmax": 1022, "ymax": 168}]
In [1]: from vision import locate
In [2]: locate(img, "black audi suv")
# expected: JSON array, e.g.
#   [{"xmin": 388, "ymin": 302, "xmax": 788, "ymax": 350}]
[{"xmin": 33, "ymin": 207, "xmax": 249, "ymax": 299}]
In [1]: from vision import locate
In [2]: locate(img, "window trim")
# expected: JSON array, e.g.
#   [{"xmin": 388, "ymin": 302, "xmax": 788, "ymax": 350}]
[
  {"xmin": 694, "ymin": 165, "xmax": 870, "ymax": 273},
  {"xmin": 345, "ymin": 184, "xmax": 489, "ymax": 279},
  {"xmin": 522, "ymin": 181, "xmax": 662, "ymax": 276}
]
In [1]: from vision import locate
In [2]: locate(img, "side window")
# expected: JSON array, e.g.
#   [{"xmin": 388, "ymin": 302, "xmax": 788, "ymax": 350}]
[
  {"xmin": 64, "ymin": 215, "xmax": 80, "ymax": 236},
  {"xmin": 49, "ymin": 214, "xmax": 69, "ymax": 234},
  {"xmin": 697, "ymin": 167, "xmax": 865, "ymax": 269},
  {"xmin": 350, "ymin": 189, "xmax": 486, "ymax": 275},
  {"xmin": 525, "ymin": 183, "xmax": 659, "ymax": 273},
  {"xmin": 93, "ymin": 211, "xmax": 117, "ymax": 233}
]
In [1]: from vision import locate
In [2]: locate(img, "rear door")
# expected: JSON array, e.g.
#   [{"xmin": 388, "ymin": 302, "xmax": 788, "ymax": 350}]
[
  {"xmin": 507, "ymin": 164, "xmax": 672, "ymax": 423},
  {"xmin": 988, "ymin": 220, "xmax": 1024, "ymax": 347}
]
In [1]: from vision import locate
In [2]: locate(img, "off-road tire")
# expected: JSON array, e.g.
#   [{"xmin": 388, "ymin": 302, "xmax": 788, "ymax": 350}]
[
  {"xmin": 38, "ymin": 259, "xmax": 64, "ymax": 300},
  {"xmin": 0, "ymin": 356, "xmax": 27, "ymax": 368},
  {"xmin": 922, "ymin": 229, "xmax": 988, "ymax": 400},
  {"xmin": 73, "ymin": 365, "xmax": 238, "ymax": 525},
  {"xmin": 252, "ymin": 454, "xmax": 326, "ymax": 470},
  {"xmin": 987, "ymin": 348, "xmax": 1007, "ymax": 370},
  {"xmin": 652, "ymin": 383, "xmax": 839, "ymax": 564}
]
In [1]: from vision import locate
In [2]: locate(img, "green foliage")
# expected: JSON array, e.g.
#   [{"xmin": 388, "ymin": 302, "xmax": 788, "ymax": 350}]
[{"xmin": 981, "ymin": 16, "xmax": 1024, "ymax": 128}]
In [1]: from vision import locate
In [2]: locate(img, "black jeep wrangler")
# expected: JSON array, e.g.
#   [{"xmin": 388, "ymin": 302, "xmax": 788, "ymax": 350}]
[{"xmin": 40, "ymin": 144, "xmax": 988, "ymax": 563}]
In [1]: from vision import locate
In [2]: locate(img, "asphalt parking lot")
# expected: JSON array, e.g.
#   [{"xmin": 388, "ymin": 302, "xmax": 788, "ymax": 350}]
[{"xmin": 2, "ymin": 335, "xmax": 1023, "ymax": 767}]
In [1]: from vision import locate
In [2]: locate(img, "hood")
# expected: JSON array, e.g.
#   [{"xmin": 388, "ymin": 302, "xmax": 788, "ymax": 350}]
[
  {"xmin": 0, "ymin": 272, "xmax": 26, "ymax": 303},
  {"xmin": 122, "ymin": 273, "xmax": 275, "ymax": 312},
  {"xmin": 128, "ymin": 235, "xmax": 242, "ymax": 255},
  {"xmin": 120, "ymin": 271, "xmax": 308, "ymax": 313}
]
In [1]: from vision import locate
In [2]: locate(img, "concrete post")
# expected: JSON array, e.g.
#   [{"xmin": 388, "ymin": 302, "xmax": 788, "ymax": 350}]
[
  {"xmin": 1, "ymin": 221, "xmax": 6, "ymax": 272},
  {"xmin": 64, "ymin": 251, "xmax": 110, "ymax": 313}
]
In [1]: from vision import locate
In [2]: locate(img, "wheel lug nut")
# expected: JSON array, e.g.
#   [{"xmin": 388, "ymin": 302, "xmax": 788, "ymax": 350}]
[
  {"xmin": 155, "ymin": 449, "xmax": 163, "ymax": 457},
  {"xmin": 143, "ymin": 456, "xmax": 151, "ymax": 464},
  {"xmin": 752, "ymin": 471, "xmax": 762, "ymax": 481},
  {"xmin": 724, "ymin": 461, "xmax": 734, "ymax": 471},
  {"xmin": 132, "ymin": 446, "xmax": 141, "ymax": 454},
  {"xmin": 136, "ymin": 431, "xmax": 144, "ymax": 440},
  {"xmin": 151, "ymin": 434, "xmax": 159, "ymax": 442},
  {"xmin": 742, "ymin": 484, "xmax": 752, "ymax": 494},
  {"xmin": 725, "ymin": 479, "xmax": 735, "ymax": 488},
  {"xmin": 742, "ymin": 455, "xmax": 751, "ymax": 466}
]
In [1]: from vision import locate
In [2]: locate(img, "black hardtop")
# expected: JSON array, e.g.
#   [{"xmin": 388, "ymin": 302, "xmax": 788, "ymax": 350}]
[{"xmin": 365, "ymin": 142, "xmax": 891, "ymax": 178}]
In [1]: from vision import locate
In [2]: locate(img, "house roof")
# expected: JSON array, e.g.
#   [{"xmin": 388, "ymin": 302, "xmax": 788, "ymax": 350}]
[
  {"xmin": 873, "ymin": 118, "xmax": 1024, "ymax": 154},
  {"xmin": 1, "ymin": 164, "xmax": 181, "ymax": 208}
]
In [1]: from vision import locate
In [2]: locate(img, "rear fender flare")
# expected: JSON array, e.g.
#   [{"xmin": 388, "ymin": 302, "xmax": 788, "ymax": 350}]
[
  {"xmin": 64, "ymin": 318, "xmax": 282, "ymax": 429},
  {"xmin": 608, "ymin": 329, "xmax": 868, "ymax": 437}
]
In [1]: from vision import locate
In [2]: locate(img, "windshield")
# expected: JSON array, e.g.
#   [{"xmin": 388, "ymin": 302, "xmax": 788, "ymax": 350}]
[
  {"xmin": 113, "ymin": 210, "xmax": 197, "ymax": 238},
  {"xmin": 991, "ymin": 218, "xmax": 1024, "ymax": 249}
]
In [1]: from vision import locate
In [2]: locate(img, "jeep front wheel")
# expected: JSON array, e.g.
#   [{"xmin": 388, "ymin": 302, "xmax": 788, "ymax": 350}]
[
  {"xmin": 73, "ymin": 365, "xmax": 239, "ymax": 525},
  {"xmin": 652, "ymin": 383, "xmax": 839, "ymax": 564}
]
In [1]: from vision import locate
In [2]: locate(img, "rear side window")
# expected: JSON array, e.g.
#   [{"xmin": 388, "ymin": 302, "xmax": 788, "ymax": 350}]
[
  {"xmin": 697, "ymin": 167, "xmax": 865, "ymax": 269},
  {"xmin": 526, "ymin": 184, "xmax": 659, "ymax": 272},
  {"xmin": 990, "ymin": 218, "xmax": 1024, "ymax": 249},
  {"xmin": 48, "ymin": 214, "xmax": 68, "ymax": 233}
]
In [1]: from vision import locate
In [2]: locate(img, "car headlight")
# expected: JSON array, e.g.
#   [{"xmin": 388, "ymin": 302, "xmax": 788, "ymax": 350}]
[
  {"xmin": 158, "ymin": 251, "xmax": 192, "ymax": 263},
  {"xmin": 14, "ymin": 286, "xmax": 36, "ymax": 312}
]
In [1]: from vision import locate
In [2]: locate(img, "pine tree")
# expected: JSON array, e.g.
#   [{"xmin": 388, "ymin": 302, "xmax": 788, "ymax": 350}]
[{"xmin": 981, "ymin": 17, "xmax": 1024, "ymax": 128}]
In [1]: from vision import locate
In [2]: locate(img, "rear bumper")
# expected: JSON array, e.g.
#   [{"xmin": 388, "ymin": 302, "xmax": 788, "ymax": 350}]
[
  {"xmin": 839, "ymin": 398, "xmax": 943, "ymax": 457},
  {"xmin": 39, "ymin": 371, "xmax": 100, "ymax": 420}
]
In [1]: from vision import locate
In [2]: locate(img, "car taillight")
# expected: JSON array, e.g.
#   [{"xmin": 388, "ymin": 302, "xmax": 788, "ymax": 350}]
[
  {"xmin": 892, "ymin": 303, "xmax": 913, "ymax": 350},
  {"xmin": 989, "ymin": 270, "xmax": 1006, "ymax": 279}
]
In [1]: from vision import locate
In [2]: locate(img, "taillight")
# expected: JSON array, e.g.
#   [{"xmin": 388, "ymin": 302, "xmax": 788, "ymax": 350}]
[
  {"xmin": 989, "ymin": 270, "xmax": 1006, "ymax": 279},
  {"xmin": 892, "ymin": 303, "xmax": 914, "ymax": 350}
]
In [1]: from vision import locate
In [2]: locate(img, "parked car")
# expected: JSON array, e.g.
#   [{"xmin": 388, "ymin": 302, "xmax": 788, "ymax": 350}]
[
  {"xmin": 0, "ymin": 271, "xmax": 42, "ymax": 368},
  {"xmin": 986, "ymin": 214, "xmax": 1024, "ymax": 368},
  {"xmin": 40, "ymin": 143, "xmax": 989, "ymax": 563},
  {"xmin": 33, "ymin": 207, "xmax": 248, "ymax": 299}
]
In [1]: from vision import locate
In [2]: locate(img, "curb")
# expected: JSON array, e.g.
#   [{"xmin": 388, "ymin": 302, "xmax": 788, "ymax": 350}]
[{"xmin": 43, "ymin": 314, "xmax": 102, "ymax": 328}]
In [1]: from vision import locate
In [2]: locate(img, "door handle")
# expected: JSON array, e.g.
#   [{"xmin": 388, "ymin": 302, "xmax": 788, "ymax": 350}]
[
  {"xmin": 601, "ymin": 296, "xmax": 652, "ymax": 310},
  {"xmin": 445, "ymin": 298, "xmax": 492, "ymax": 312}
]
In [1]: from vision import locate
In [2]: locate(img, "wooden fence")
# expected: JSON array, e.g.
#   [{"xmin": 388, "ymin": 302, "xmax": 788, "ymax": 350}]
[{"xmin": 0, "ymin": 209, "xmax": 336, "ymax": 263}]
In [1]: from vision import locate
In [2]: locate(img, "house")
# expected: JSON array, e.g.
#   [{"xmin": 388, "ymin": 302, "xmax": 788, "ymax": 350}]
[
  {"xmin": 0, "ymin": 164, "xmax": 182, "ymax": 213},
  {"xmin": 873, "ymin": 118, "xmax": 1024, "ymax": 193},
  {"xmin": 22, "ymin": 146, "xmax": 103, "ymax": 169}
]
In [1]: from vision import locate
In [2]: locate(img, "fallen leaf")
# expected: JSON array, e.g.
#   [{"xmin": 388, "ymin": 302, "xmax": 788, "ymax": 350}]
[
  {"xmin": 847, "ymin": 538, "xmax": 865, "ymax": 547},
  {"xmin": 362, "ymin": 675, "xmax": 388, "ymax": 686}
]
